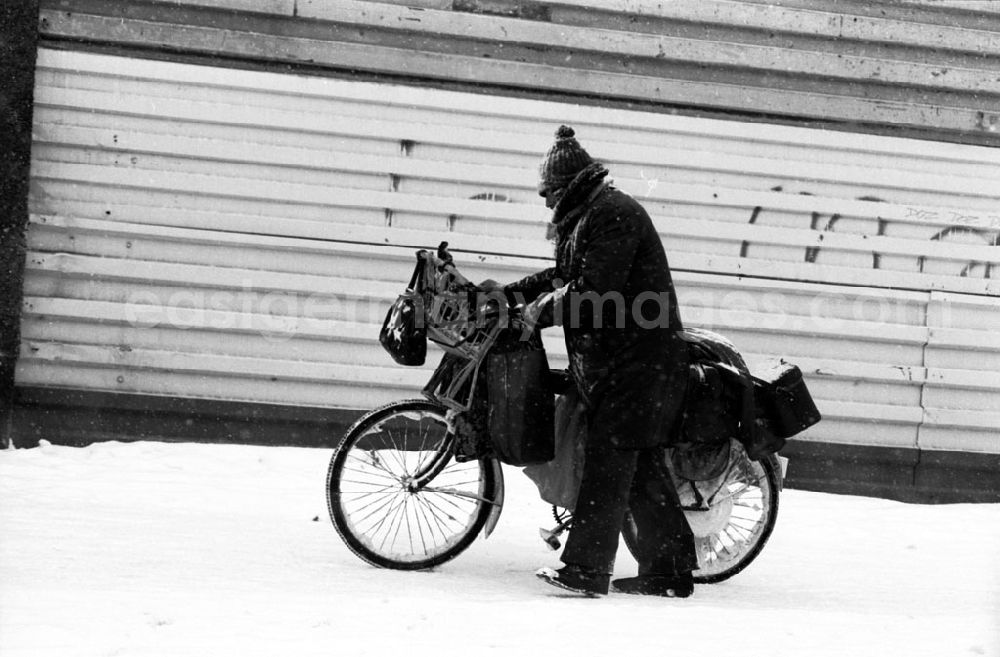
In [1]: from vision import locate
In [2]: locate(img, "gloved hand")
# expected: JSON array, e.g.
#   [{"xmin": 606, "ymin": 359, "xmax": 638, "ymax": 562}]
[{"xmin": 522, "ymin": 284, "xmax": 569, "ymax": 330}]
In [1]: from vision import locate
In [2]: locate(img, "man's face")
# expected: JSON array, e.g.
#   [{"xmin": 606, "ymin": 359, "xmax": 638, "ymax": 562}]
[{"xmin": 539, "ymin": 185, "xmax": 566, "ymax": 210}]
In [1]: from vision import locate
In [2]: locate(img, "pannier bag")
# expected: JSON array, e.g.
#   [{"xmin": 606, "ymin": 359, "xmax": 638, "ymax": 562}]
[
  {"xmin": 708, "ymin": 362, "xmax": 786, "ymax": 461},
  {"xmin": 753, "ymin": 361, "xmax": 821, "ymax": 439},
  {"xmin": 487, "ymin": 349, "xmax": 555, "ymax": 466}
]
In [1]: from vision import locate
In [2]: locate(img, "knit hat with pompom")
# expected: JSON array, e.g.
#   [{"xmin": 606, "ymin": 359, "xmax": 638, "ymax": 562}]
[{"xmin": 538, "ymin": 125, "xmax": 594, "ymax": 193}]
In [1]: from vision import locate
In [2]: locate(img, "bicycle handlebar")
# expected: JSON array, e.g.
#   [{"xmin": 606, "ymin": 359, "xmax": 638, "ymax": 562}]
[
  {"xmin": 416, "ymin": 242, "xmax": 472, "ymax": 291},
  {"xmin": 436, "ymin": 241, "xmax": 454, "ymax": 266}
]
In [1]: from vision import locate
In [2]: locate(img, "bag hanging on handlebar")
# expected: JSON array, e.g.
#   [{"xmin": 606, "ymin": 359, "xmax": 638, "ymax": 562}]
[
  {"xmin": 379, "ymin": 292, "xmax": 427, "ymax": 366},
  {"xmin": 487, "ymin": 348, "xmax": 555, "ymax": 466},
  {"xmin": 379, "ymin": 260, "xmax": 428, "ymax": 366}
]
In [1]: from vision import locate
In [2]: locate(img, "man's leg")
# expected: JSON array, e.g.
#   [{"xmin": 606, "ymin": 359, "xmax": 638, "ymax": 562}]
[
  {"xmin": 610, "ymin": 448, "xmax": 697, "ymax": 597},
  {"xmin": 628, "ymin": 448, "xmax": 697, "ymax": 575},
  {"xmin": 559, "ymin": 434, "xmax": 638, "ymax": 574}
]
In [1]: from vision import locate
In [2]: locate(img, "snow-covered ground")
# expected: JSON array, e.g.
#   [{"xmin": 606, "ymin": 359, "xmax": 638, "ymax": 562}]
[{"xmin": 1, "ymin": 441, "xmax": 997, "ymax": 657}]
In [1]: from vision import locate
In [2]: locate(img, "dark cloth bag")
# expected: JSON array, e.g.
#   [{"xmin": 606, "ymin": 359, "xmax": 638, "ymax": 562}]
[
  {"xmin": 379, "ymin": 259, "xmax": 428, "ymax": 366},
  {"xmin": 379, "ymin": 292, "xmax": 427, "ymax": 366},
  {"xmin": 670, "ymin": 362, "xmax": 735, "ymax": 481},
  {"xmin": 710, "ymin": 362, "xmax": 786, "ymax": 462},
  {"xmin": 487, "ymin": 349, "xmax": 555, "ymax": 466}
]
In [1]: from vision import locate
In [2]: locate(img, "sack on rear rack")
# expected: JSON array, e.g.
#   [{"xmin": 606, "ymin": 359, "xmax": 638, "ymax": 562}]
[
  {"xmin": 753, "ymin": 361, "xmax": 821, "ymax": 439},
  {"xmin": 671, "ymin": 362, "xmax": 738, "ymax": 480},
  {"xmin": 486, "ymin": 348, "xmax": 555, "ymax": 466}
]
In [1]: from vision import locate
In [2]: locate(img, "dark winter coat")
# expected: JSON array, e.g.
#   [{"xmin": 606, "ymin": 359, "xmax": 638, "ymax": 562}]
[{"xmin": 506, "ymin": 164, "xmax": 690, "ymax": 450}]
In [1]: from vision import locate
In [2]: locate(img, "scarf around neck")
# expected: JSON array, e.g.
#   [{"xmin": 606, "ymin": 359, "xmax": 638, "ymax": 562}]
[{"xmin": 545, "ymin": 162, "xmax": 610, "ymax": 242}]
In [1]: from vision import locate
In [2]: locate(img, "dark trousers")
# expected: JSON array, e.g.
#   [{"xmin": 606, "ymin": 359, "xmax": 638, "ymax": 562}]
[{"xmin": 561, "ymin": 437, "xmax": 697, "ymax": 576}]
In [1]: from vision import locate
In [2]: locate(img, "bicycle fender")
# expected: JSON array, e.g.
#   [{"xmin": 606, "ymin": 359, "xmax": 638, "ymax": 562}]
[
  {"xmin": 482, "ymin": 458, "xmax": 505, "ymax": 539},
  {"xmin": 771, "ymin": 454, "xmax": 788, "ymax": 490}
]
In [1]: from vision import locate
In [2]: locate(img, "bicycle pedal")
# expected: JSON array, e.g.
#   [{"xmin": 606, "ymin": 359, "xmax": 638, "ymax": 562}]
[{"xmin": 538, "ymin": 527, "xmax": 562, "ymax": 550}]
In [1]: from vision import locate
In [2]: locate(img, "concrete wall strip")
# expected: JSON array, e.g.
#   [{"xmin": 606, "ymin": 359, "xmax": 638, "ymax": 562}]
[
  {"xmin": 35, "ymin": 17, "xmax": 986, "ymax": 136},
  {"xmin": 296, "ymin": 2, "xmax": 997, "ymax": 95},
  {"xmin": 855, "ymin": 1, "xmax": 1000, "ymax": 20},
  {"xmin": 37, "ymin": 0, "xmax": 1000, "ymax": 145},
  {"xmin": 543, "ymin": 0, "xmax": 1000, "ymax": 55},
  {"xmin": 169, "ymin": 0, "xmax": 294, "ymax": 15}
]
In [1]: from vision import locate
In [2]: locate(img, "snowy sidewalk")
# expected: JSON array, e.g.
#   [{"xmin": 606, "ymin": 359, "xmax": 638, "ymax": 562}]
[{"xmin": 1, "ymin": 441, "xmax": 998, "ymax": 657}]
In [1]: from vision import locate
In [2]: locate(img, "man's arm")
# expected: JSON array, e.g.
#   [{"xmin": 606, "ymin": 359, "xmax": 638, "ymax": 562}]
[{"xmin": 502, "ymin": 266, "xmax": 560, "ymax": 306}]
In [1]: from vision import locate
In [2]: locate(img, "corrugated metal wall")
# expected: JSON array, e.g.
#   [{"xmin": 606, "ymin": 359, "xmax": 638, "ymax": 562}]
[{"xmin": 21, "ymin": 48, "xmax": 1000, "ymax": 462}]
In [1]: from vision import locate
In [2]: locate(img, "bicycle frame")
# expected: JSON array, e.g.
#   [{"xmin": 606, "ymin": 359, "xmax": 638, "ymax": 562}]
[{"xmin": 400, "ymin": 410, "xmax": 506, "ymax": 539}]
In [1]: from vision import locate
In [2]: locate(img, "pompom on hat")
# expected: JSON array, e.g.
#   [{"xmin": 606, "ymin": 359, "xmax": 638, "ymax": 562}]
[{"xmin": 538, "ymin": 125, "xmax": 594, "ymax": 194}]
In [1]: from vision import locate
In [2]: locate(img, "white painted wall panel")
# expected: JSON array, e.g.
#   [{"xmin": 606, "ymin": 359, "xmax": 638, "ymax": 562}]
[
  {"xmin": 19, "ymin": 215, "xmax": 931, "ymax": 451},
  {"xmin": 21, "ymin": 49, "xmax": 1000, "ymax": 456},
  {"xmin": 920, "ymin": 293, "xmax": 1000, "ymax": 453}
]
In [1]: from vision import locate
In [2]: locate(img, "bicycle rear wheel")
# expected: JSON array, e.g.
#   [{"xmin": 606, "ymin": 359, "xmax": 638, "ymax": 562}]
[
  {"xmin": 623, "ymin": 441, "xmax": 780, "ymax": 583},
  {"xmin": 327, "ymin": 399, "xmax": 499, "ymax": 570}
]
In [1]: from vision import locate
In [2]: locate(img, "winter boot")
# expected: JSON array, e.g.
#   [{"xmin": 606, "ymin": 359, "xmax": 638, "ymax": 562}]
[
  {"xmin": 611, "ymin": 572, "xmax": 694, "ymax": 598},
  {"xmin": 536, "ymin": 564, "xmax": 610, "ymax": 597}
]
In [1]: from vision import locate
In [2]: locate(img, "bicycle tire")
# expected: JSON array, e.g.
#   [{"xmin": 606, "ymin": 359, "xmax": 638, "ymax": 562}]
[{"xmin": 327, "ymin": 399, "xmax": 498, "ymax": 570}]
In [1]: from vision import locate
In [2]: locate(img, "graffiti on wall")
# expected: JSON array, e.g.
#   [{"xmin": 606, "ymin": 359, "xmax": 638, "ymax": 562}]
[{"xmin": 741, "ymin": 186, "xmax": 999, "ymax": 279}]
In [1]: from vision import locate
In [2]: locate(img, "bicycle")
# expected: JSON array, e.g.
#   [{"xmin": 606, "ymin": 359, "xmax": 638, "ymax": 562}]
[{"xmin": 326, "ymin": 243, "xmax": 786, "ymax": 582}]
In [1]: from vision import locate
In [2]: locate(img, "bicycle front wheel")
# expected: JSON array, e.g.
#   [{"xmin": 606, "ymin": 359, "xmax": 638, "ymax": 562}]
[{"xmin": 327, "ymin": 399, "xmax": 499, "ymax": 570}]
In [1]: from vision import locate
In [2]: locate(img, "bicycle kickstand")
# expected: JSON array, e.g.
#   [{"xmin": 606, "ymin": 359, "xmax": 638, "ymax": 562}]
[{"xmin": 539, "ymin": 519, "xmax": 572, "ymax": 551}]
